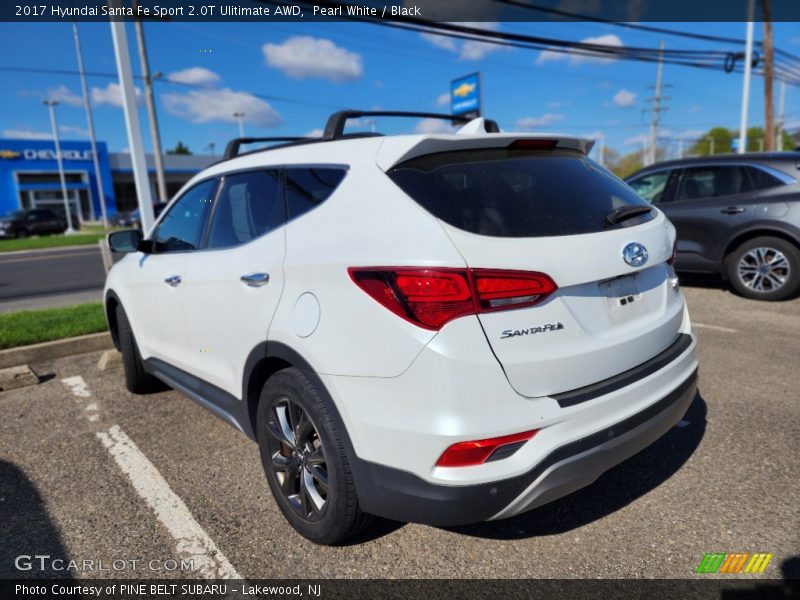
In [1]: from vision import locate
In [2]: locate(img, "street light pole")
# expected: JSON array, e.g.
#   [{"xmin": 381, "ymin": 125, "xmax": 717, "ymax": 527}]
[
  {"xmin": 43, "ymin": 99, "xmax": 76, "ymax": 234},
  {"xmin": 233, "ymin": 111, "xmax": 245, "ymax": 137},
  {"xmin": 110, "ymin": 9, "xmax": 155, "ymax": 232},
  {"xmin": 738, "ymin": 0, "xmax": 756, "ymax": 154},
  {"xmin": 133, "ymin": 15, "xmax": 168, "ymax": 203},
  {"xmin": 72, "ymin": 22, "xmax": 108, "ymax": 228}
]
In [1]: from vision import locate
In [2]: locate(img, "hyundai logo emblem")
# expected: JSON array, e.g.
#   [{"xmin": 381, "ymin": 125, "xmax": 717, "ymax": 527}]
[{"xmin": 623, "ymin": 242, "xmax": 649, "ymax": 267}]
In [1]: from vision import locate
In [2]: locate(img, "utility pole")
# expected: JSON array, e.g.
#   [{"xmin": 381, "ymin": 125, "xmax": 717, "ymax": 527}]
[
  {"xmin": 43, "ymin": 100, "xmax": 76, "ymax": 234},
  {"xmin": 233, "ymin": 112, "xmax": 245, "ymax": 137},
  {"xmin": 110, "ymin": 7, "xmax": 154, "ymax": 232},
  {"xmin": 72, "ymin": 22, "xmax": 108, "ymax": 228},
  {"xmin": 776, "ymin": 79, "xmax": 786, "ymax": 151},
  {"xmin": 762, "ymin": 0, "xmax": 774, "ymax": 151},
  {"xmin": 133, "ymin": 12, "xmax": 168, "ymax": 203},
  {"xmin": 739, "ymin": 0, "xmax": 756, "ymax": 154},
  {"xmin": 645, "ymin": 41, "xmax": 670, "ymax": 166}
]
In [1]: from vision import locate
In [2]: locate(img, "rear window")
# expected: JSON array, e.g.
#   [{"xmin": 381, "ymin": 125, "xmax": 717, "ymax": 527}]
[{"xmin": 387, "ymin": 148, "xmax": 651, "ymax": 237}]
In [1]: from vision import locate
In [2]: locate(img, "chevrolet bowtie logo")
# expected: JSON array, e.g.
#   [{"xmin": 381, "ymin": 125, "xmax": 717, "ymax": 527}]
[
  {"xmin": 452, "ymin": 82, "xmax": 476, "ymax": 98},
  {"xmin": 0, "ymin": 150, "xmax": 21, "ymax": 159}
]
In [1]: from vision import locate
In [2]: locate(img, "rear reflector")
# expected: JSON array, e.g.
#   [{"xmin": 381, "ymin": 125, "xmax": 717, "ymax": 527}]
[
  {"xmin": 436, "ymin": 429, "xmax": 538, "ymax": 468},
  {"xmin": 349, "ymin": 268, "xmax": 557, "ymax": 330}
]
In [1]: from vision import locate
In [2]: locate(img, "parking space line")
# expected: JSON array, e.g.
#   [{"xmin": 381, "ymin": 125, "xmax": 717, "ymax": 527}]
[
  {"xmin": 61, "ymin": 375, "xmax": 242, "ymax": 580},
  {"xmin": 693, "ymin": 322, "xmax": 738, "ymax": 334}
]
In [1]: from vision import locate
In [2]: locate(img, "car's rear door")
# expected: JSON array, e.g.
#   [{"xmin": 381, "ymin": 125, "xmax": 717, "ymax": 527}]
[
  {"xmin": 659, "ymin": 164, "xmax": 756, "ymax": 270},
  {"xmin": 181, "ymin": 169, "xmax": 287, "ymax": 399},
  {"xmin": 387, "ymin": 144, "xmax": 683, "ymax": 398}
]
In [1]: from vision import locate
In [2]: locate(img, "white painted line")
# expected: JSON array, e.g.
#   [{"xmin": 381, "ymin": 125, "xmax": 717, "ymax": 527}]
[
  {"xmin": 693, "ymin": 322, "xmax": 738, "ymax": 334},
  {"xmin": 97, "ymin": 425, "xmax": 241, "ymax": 579},
  {"xmin": 62, "ymin": 375, "xmax": 92, "ymax": 397}
]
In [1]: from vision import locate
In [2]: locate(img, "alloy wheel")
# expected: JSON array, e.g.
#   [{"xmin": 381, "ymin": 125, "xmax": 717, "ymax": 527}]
[
  {"xmin": 737, "ymin": 247, "xmax": 790, "ymax": 293},
  {"xmin": 265, "ymin": 396, "xmax": 329, "ymax": 521}
]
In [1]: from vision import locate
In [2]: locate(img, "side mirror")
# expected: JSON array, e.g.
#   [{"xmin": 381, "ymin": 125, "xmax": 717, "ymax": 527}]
[{"xmin": 108, "ymin": 229, "xmax": 147, "ymax": 254}]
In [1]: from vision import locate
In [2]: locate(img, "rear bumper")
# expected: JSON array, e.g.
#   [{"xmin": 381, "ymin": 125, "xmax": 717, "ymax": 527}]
[{"xmin": 352, "ymin": 367, "xmax": 698, "ymax": 526}]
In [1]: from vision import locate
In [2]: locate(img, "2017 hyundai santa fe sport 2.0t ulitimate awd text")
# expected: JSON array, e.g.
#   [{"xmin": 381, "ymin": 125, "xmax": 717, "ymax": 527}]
[{"xmin": 105, "ymin": 110, "xmax": 698, "ymax": 545}]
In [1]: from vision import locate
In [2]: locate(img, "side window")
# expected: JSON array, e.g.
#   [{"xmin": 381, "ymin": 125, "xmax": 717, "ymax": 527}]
[
  {"xmin": 285, "ymin": 168, "xmax": 347, "ymax": 220},
  {"xmin": 206, "ymin": 170, "xmax": 284, "ymax": 249},
  {"xmin": 153, "ymin": 179, "xmax": 216, "ymax": 253},
  {"xmin": 628, "ymin": 170, "xmax": 671, "ymax": 204},
  {"xmin": 675, "ymin": 166, "xmax": 751, "ymax": 202},
  {"xmin": 747, "ymin": 166, "xmax": 786, "ymax": 191}
]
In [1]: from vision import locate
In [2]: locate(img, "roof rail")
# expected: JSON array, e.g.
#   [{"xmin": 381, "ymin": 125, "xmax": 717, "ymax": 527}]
[
  {"xmin": 223, "ymin": 137, "xmax": 311, "ymax": 160},
  {"xmin": 322, "ymin": 110, "xmax": 499, "ymax": 140}
]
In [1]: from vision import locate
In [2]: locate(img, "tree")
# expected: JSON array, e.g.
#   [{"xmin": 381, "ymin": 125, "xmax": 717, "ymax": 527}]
[
  {"xmin": 167, "ymin": 141, "xmax": 192, "ymax": 155},
  {"xmin": 689, "ymin": 127, "xmax": 733, "ymax": 156},
  {"xmin": 608, "ymin": 150, "xmax": 645, "ymax": 179}
]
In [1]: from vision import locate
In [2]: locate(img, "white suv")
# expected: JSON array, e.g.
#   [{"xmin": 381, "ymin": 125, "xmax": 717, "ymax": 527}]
[{"xmin": 105, "ymin": 111, "xmax": 698, "ymax": 545}]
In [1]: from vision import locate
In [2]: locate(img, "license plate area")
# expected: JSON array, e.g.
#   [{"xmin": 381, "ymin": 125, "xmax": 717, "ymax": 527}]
[{"xmin": 601, "ymin": 274, "xmax": 644, "ymax": 317}]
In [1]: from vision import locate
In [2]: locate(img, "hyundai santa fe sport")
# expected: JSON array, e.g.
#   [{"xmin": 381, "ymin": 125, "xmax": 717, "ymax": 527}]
[{"xmin": 105, "ymin": 110, "xmax": 699, "ymax": 545}]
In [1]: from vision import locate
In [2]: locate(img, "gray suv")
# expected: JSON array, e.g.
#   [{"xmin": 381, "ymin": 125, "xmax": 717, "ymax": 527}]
[{"xmin": 626, "ymin": 152, "xmax": 800, "ymax": 300}]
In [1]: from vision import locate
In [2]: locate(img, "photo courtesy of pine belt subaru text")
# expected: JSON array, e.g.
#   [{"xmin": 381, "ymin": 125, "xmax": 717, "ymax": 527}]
[{"xmin": 104, "ymin": 110, "xmax": 699, "ymax": 545}]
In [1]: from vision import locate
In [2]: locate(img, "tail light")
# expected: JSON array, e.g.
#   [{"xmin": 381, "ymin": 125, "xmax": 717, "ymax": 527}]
[
  {"xmin": 348, "ymin": 268, "xmax": 557, "ymax": 330},
  {"xmin": 436, "ymin": 429, "xmax": 539, "ymax": 468},
  {"xmin": 667, "ymin": 240, "xmax": 677, "ymax": 266}
]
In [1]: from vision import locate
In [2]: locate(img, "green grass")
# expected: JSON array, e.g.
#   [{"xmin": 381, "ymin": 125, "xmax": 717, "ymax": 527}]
[
  {"xmin": 0, "ymin": 232, "xmax": 109, "ymax": 253},
  {"xmin": 0, "ymin": 303, "xmax": 108, "ymax": 350}
]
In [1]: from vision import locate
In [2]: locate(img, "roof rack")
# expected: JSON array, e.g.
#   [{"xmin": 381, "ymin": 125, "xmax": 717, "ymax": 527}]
[
  {"xmin": 322, "ymin": 110, "xmax": 500, "ymax": 140},
  {"xmin": 223, "ymin": 137, "xmax": 312, "ymax": 160}
]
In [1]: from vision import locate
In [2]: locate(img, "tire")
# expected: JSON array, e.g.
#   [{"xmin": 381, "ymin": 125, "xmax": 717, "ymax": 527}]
[
  {"xmin": 16, "ymin": 228, "xmax": 29, "ymax": 239},
  {"xmin": 256, "ymin": 367, "xmax": 372, "ymax": 545},
  {"xmin": 726, "ymin": 236, "xmax": 800, "ymax": 301},
  {"xmin": 116, "ymin": 305, "xmax": 162, "ymax": 394}
]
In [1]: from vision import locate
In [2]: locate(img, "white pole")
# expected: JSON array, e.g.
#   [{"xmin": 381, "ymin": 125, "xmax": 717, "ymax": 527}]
[
  {"xmin": 648, "ymin": 41, "xmax": 665, "ymax": 166},
  {"xmin": 776, "ymin": 79, "xmax": 786, "ymax": 151},
  {"xmin": 72, "ymin": 22, "xmax": 108, "ymax": 228},
  {"xmin": 110, "ymin": 16, "xmax": 154, "ymax": 232},
  {"xmin": 738, "ymin": 0, "xmax": 755, "ymax": 155},
  {"xmin": 44, "ymin": 100, "xmax": 76, "ymax": 234},
  {"xmin": 233, "ymin": 112, "xmax": 245, "ymax": 137},
  {"xmin": 678, "ymin": 138, "xmax": 684, "ymax": 159}
]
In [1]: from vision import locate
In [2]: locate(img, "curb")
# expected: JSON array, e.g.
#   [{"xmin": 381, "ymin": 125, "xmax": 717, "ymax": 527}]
[{"xmin": 0, "ymin": 332, "xmax": 114, "ymax": 369}]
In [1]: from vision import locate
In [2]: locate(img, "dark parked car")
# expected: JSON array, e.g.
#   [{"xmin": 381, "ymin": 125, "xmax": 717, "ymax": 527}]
[
  {"xmin": 626, "ymin": 152, "xmax": 800, "ymax": 300},
  {"xmin": 0, "ymin": 208, "xmax": 69, "ymax": 239},
  {"xmin": 112, "ymin": 202, "xmax": 167, "ymax": 229}
]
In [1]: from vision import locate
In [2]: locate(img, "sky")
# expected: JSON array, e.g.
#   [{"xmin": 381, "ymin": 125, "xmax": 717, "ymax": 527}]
[{"xmin": 0, "ymin": 19, "xmax": 798, "ymax": 160}]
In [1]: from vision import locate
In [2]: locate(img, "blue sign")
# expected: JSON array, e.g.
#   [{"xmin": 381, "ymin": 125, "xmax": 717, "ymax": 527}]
[
  {"xmin": 731, "ymin": 138, "xmax": 739, "ymax": 151},
  {"xmin": 451, "ymin": 72, "xmax": 481, "ymax": 118}
]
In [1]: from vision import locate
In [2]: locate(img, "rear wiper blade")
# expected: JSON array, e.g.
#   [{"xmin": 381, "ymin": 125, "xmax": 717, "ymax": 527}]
[{"xmin": 603, "ymin": 205, "xmax": 653, "ymax": 227}]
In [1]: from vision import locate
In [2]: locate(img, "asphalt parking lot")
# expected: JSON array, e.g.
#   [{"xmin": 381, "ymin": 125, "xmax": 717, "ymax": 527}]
[{"xmin": 1, "ymin": 283, "xmax": 798, "ymax": 581}]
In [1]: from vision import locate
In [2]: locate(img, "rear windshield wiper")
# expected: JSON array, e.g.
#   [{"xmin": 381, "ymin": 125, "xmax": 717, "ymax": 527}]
[{"xmin": 603, "ymin": 205, "xmax": 653, "ymax": 228}]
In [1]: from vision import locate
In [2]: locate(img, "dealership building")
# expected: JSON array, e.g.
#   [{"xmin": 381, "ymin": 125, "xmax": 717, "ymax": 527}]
[{"xmin": 0, "ymin": 138, "xmax": 215, "ymax": 221}]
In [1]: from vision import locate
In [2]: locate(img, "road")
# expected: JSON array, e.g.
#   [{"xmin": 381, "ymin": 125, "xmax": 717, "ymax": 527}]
[
  {"xmin": 0, "ymin": 246, "xmax": 107, "ymax": 313},
  {"xmin": 0, "ymin": 285, "xmax": 798, "ymax": 582}
]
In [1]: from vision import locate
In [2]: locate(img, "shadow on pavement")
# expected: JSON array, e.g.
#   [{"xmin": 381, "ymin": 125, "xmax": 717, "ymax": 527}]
[
  {"xmin": 445, "ymin": 391, "xmax": 707, "ymax": 540},
  {"xmin": 718, "ymin": 555, "xmax": 800, "ymax": 599},
  {"xmin": 0, "ymin": 460, "xmax": 73, "ymax": 579},
  {"xmin": 678, "ymin": 272, "xmax": 729, "ymax": 291}
]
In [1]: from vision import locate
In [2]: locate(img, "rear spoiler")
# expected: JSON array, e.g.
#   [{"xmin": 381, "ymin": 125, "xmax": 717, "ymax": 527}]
[{"xmin": 376, "ymin": 129, "xmax": 596, "ymax": 172}]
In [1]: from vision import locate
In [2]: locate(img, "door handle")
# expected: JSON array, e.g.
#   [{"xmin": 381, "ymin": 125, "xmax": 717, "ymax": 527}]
[
  {"xmin": 721, "ymin": 206, "xmax": 745, "ymax": 215},
  {"xmin": 164, "ymin": 275, "xmax": 182, "ymax": 287},
  {"xmin": 240, "ymin": 272, "xmax": 270, "ymax": 287}
]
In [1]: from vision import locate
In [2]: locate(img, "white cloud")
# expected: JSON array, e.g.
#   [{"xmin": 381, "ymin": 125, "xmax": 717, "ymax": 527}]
[
  {"xmin": 414, "ymin": 118, "xmax": 457, "ymax": 134},
  {"xmin": 2, "ymin": 128, "xmax": 51, "ymax": 140},
  {"xmin": 613, "ymin": 89, "xmax": 637, "ymax": 107},
  {"xmin": 536, "ymin": 34, "xmax": 624, "ymax": 66},
  {"xmin": 687, "ymin": 105, "xmax": 702, "ymax": 114},
  {"xmin": 436, "ymin": 92, "xmax": 450, "ymax": 107},
  {"xmin": 91, "ymin": 82, "xmax": 142, "ymax": 108},
  {"xmin": 47, "ymin": 85, "xmax": 84, "ymax": 107},
  {"xmin": 161, "ymin": 87, "xmax": 282, "ymax": 127},
  {"xmin": 263, "ymin": 36, "xmax": 363, "ymax": 83},
  {"xmin": 420, "ymin": 22, "xmax": 502, "ymax": 61},
  {"xmin": 305, "ymin": 128, "xmax": 324, "ymax": 138},
  {"xmin": 167, "ymin": 67, "xmax": 221, "ymax": 85},
  {"xmin": 624, "ymin": 133, "xmax": 649, "ymax": 147},
  {"xmin": 675, "ymin": 129, "xmax": 706, "ymax": 140},
  {"xmin": 515, "ymin": 113, "xmax": 566, "ymax": 130},
  {"xmin": 59, "ymin": 124, "xmax": 89, "ymax": 138},
  {"xmin": 546, "ymin": 101, "xmax": 567, "ymax": 109}
]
